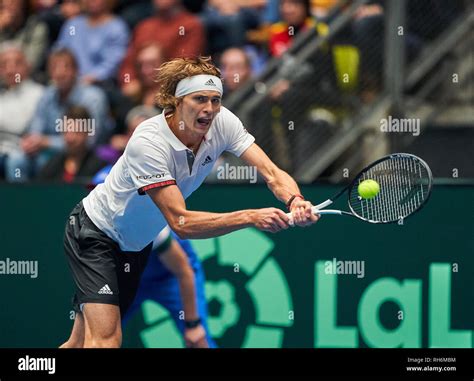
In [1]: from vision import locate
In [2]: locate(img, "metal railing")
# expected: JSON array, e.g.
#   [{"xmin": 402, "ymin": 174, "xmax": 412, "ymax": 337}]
[{"xmin": 220, "ymin": 0, "xmax": 472, "ymax": 184}]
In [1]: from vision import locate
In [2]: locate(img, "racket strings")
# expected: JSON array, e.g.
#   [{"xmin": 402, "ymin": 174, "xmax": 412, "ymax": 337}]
[{"xmin": 349, "ymin": 156, "xmax": 431, "ymax": 222}]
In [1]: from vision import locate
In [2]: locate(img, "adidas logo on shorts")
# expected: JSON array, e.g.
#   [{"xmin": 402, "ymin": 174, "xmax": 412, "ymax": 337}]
[
  {"xmin": 204, "ymin": 78, "xmax": 216, "ymax": 86},
  {"xmin": 98, "ymin": 284, "xmax": 113, "ymax": 295}
]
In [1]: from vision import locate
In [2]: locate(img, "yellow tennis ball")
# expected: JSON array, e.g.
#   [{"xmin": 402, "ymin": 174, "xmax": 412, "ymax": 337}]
[{"xmin": 358, "ymin": 179, "xmax": 380, "ymax": 199}]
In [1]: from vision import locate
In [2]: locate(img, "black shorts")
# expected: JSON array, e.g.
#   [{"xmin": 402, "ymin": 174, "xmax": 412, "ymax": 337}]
[{"xmin": 63, "ymin": 201, "xmax": 152, "ymax": 316}]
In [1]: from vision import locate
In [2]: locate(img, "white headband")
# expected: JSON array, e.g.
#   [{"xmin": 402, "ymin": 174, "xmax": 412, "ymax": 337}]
[{"xmin": 175, "ymin": 74, "xmax": 223, "ymax": 97}]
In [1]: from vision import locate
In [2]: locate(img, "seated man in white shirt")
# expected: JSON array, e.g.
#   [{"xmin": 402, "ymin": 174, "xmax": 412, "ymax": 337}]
[
  {"xmin": 0, "ymin": 43, "xmax": 44, "ymax": 180},
  {"xmin": 61, "ymin": 56, "xmax": 319, "ymax": 348}
]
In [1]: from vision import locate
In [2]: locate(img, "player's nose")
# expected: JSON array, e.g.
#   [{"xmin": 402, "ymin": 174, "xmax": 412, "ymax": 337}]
[{"xmin": 202, "ymin": 102, "xmax": 214, "ymax": 115}]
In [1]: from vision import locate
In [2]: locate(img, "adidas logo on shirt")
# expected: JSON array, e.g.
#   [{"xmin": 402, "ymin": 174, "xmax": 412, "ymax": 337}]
[
  {"xmin": 204, "ymin": 79, "xmax": 216, "ymax": 86},
  {"xmin": 201, "ymin": 155, "xmax": 213, "ymax": 166},
  {"xmin": 98, "ymin": 284, "xmax": 113, "ymax": 295}
]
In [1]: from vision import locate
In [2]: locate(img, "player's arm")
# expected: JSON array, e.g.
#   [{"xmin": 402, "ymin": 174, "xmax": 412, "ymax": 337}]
[
  {"xmin": 158, "ymin": 240, "xmax": 208, "ymax": 348},
  {"xmin": 240, "ymin": 143, "xmax": 319, "ymax": 226},
  {"xmin": 130, "ymin": 135, "xmax": 288, "ymax": 237},
  {"xmin": 146, "ymin": 185, "xmax": 289, "ymax": 239}
]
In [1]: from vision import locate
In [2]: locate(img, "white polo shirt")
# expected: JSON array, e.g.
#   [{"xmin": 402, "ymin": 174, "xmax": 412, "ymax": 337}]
[{"xmin": 83, "ymin": 106, "xmax": 255, "ymax": 252}]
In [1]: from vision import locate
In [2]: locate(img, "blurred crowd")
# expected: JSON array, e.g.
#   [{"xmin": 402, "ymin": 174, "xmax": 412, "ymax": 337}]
[{"xmin": 0, "ymin": 0, "xmax": 465, "ymax": 183}]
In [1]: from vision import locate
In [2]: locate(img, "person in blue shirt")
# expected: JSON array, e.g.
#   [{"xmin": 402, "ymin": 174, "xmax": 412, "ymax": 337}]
[
  {"xmin": 54, "ymin": 0, "xmax": 129, "ymax": 84},
  {"xmin": 7, "ymin": 48, "xmax": 111, "ymax": 182},
  {"xmin": 88, "ymin": 165, "xmax": 216, "ymax": 348}
]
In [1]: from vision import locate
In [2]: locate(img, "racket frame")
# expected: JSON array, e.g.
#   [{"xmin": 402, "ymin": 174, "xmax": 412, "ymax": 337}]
[{"xmin": 290, "ymin": 153, "xmax": 433, "ymax": 224}]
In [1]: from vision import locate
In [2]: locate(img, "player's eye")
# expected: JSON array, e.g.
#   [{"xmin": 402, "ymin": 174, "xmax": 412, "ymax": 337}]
[{"xmin": 211, "ymin": 98, "xmax": 221, "ymax": 105}]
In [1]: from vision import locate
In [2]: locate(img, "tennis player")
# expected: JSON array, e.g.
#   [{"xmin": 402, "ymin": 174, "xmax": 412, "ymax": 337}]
[
  {"xmin": 61, "ymin": 56, "xmax": 319, "ymax": 348},
  {"xmin": 88, "ymin": 165, "xmax": 215, "ymax": 348}
]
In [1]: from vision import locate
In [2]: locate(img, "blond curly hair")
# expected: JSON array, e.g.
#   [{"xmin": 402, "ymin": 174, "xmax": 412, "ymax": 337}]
[{"xmin": 154, "ymin": 56, "xmax": 221, "ymax": 110}]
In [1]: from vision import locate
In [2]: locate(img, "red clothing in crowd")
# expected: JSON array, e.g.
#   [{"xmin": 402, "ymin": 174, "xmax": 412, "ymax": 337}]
[
  {"xmin": 269, "ymin": 18, "xmax": 318, "ymax": 57},
  {"xmin": 119, "ymin": 10, "xmax": 205, "ymax": 85}
]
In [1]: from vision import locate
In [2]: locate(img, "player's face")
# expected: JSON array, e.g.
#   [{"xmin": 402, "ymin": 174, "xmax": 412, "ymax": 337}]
[{"xmin": 178, "ymin": 90, "xmax": 221, "ymax": 135}]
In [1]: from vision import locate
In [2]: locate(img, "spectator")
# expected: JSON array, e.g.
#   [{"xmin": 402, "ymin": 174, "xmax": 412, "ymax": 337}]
[
  {"xmin": 39, "ymin": 105, "xmax": 108, "ymax": 183},
  {"xmin": 318, "ymin": 1, "xmax": 384, "ymax": 97},
  {"xmin": 33, "ymin": 0, "xmax": 82, "ymax": 45},
  {"xmin": 406, "ymin": 0, "xmax": 464, "ymax": 60},
  {"xmin": 121, "ymin": 42, "xmax": 164, "ymax": 106},
  {"xmin": 96, "ymin": 105, "xmax": 159, "ymax": 164},
  {"xmin": 116, "ymin": 0, "xmax": 153, "ymax": 30},
  {"xmin": 119, "ymin": 0, "xmax": 205, "ymax": 88},
  {"xmin": 350, "ymin": 2, "xmax": 384, "ymax": 96},
  {"xmin": 0, "ymin": 0, "xmax": 49, "ymax": 73},
  {"xmin": 310, "ymin": 0, "xmax": 339, "ymax": 20},
  {"xmin": 220, "ymin": 47, "xmax": 253, "ymax": 95},
  {"xmin": 54, "ymin": 0, "xmax": 129, "ymax": 84},
  {"xmin": 116, "ymin": 0, "xmax": 207, "ymax": 30},
  {"xmin": 261, "ymin": 0, "xmax": 280, "ymax": 24},
  {"xmin": 267, "ymin": 0, "xmax": 329, "ymax": 100},
  {"xmin": 269, "ymin": 0, "xmax": 318, "ymax": 57},
  {"xmin": 8, "ymin": 48, "xmax": 110, "ymax": 182},
  {"xmin": 264, "ymin": 0, "xmax": 336, "ymax": 171},
  {"xmin": 200, "ymin": 0, "xmax": 265, "ymax": 54},
  {"xmin": 0, "ymin": 44, "xmax": 44, "ymax": 180}
]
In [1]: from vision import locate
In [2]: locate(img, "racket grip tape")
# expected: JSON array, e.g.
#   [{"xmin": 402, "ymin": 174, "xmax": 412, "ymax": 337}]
[{"xmin": 286, "ymin": 208, "xmax": 342, "ymax": 226}]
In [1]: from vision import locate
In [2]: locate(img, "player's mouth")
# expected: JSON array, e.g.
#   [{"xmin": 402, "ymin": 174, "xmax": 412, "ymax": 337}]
[{"xmin": 196, "ymin": 117, "xmax": 212, "ymax": 128}]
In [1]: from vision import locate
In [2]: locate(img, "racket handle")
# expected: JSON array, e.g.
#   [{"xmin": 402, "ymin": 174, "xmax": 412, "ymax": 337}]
[
  {"xmin": 285, "ymin": 209, "xmax": 342, "ymax": 218},
  {"xmin": 286, "ymin": 208, "xmax": 342, "ymax": 226},
  {"xmin": 312, "ymin": 209, "xmax": 343, "ymax": 215}
]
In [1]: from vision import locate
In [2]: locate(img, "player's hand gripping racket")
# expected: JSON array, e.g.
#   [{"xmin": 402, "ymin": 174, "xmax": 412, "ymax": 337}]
[{"xmin": 287, "ymin": 153, "xmax": 433, "ymax": 225}]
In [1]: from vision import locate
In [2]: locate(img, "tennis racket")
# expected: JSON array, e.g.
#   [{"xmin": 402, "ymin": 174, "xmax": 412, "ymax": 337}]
[{"xmin": 287, "ymin": 153, "xmax": 433, "ymax": 224}]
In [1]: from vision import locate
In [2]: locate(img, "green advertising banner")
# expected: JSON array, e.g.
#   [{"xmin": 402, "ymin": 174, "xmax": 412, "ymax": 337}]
[{"xmin": 0, "ymin": 184, "xmax": 472, "ymax": 348}]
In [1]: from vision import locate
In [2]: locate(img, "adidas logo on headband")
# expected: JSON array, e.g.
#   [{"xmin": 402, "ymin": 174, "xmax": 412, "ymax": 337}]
[{"xmin": 175, "ymin": 75, "xmax": 223, "ymax": 97}]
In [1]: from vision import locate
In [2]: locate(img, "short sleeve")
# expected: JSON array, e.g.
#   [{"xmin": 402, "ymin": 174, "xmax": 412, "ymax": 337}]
[
  {"xmin": 126, "ymin": 137, "xmax": 176, "ymax": 195},
  {"xmin": 222, "ymin": 108, "xmax": 255, "ymax": 157}
]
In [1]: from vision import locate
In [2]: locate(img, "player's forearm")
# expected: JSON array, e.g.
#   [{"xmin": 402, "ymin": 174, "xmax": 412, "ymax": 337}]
[
  {"xmin": 171, "ymin": 209, "xmax": 254, "ymax": 239},
  {"xmin": 177, "ymin": 269, "xmax": 199, "ymax": 321},
  {"xmin": 266, "ymin": 167, "xmax": 303, "ymax": 204}
]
